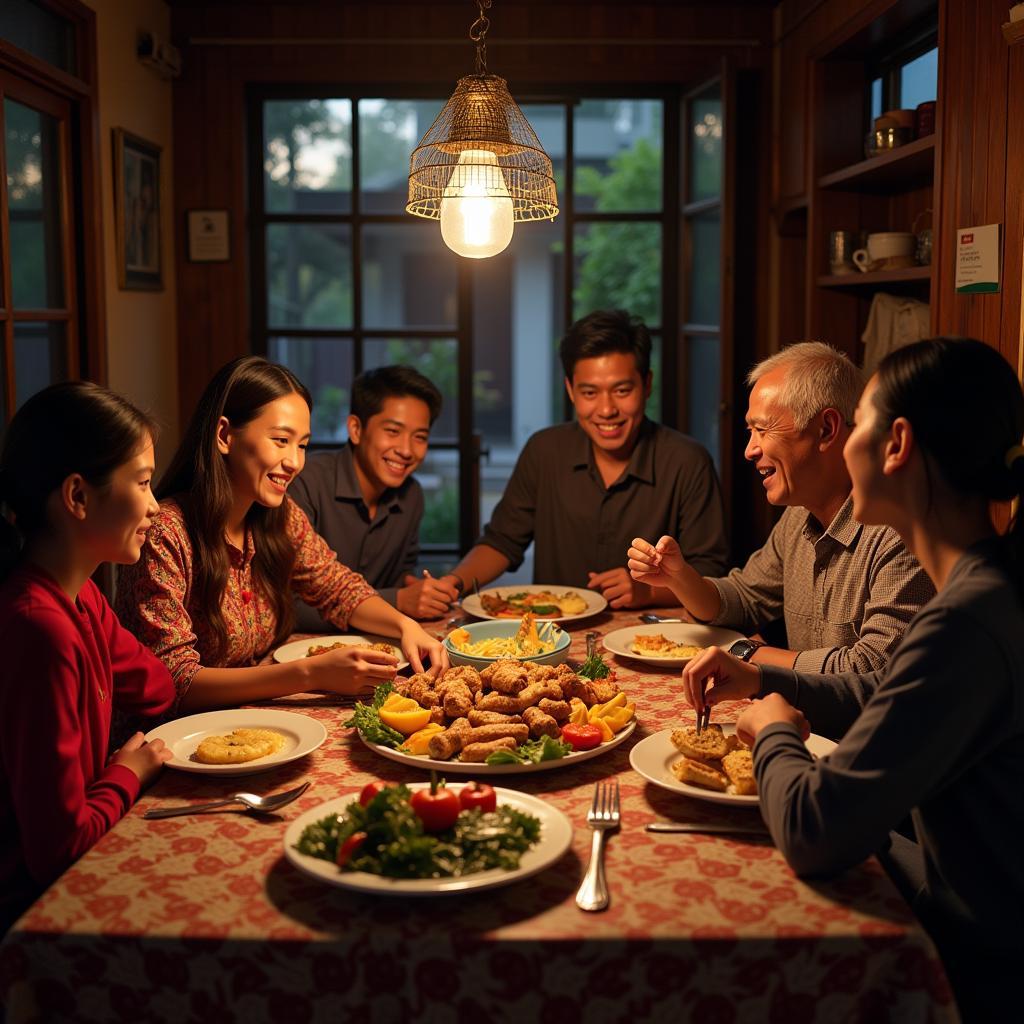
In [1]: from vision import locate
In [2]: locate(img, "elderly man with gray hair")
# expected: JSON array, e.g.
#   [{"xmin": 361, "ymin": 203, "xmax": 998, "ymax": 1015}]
[{"xmin": 628, "ymin": 341, "xmax": 934, "ymax": 673}]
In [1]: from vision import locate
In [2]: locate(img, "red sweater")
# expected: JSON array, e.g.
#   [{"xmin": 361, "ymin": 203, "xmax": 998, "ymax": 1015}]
[{"xmin": 0, "ymin": 563, "xmax": 176, "ymax": 928}]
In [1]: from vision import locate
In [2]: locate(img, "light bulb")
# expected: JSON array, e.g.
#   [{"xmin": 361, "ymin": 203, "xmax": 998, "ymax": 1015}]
[{"xmin": 439, "ymin": 149, "xmax": 514, "ymax": 259}]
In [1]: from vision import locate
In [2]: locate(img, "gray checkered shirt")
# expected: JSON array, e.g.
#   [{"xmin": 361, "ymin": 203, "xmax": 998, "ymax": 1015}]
[{"xmin": 708, "ymin": 497, "xmax": 935, "ymax": 672}]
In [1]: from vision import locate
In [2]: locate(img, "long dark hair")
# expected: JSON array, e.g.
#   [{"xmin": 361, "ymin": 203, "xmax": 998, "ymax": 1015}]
[
  {"xmin": 0, "ymin": 382, "xmax": 157, "ymax": 581},
  {"xmin": 872, "ymin": 337, "xmax": 1024, "ymax": 590},
  {"xmin": 157, "ymin": 356, "xmax": 312, "ymax": 662}
]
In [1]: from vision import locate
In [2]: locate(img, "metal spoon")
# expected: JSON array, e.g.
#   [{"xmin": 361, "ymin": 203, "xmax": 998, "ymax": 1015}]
[
  {"xmin": 144, "ymin": 781, "xmax": 310, "ymax": 819},
  {"xmin": 639, "ymin": 613, "xmax": 685, "ymax": 624}
]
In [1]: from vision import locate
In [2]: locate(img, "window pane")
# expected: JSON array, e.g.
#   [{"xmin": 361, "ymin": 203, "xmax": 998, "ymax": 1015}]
[
  {"xmin": 6, "ymin": 99, "xmax": 65, "ymax": 308},
  {"xmin": 264, "ymin": 99, "xmax": 351, "ymax": 213},
  {"xmin": 14, "ymin": 320, "xmax": 66, "ymax": 408},
  {"xmin": 360, "ymin": 99, "xmax": 444, "ymax": 213},
  {"xmin": 267, "ymin": 336, "xmax": 353, "ymax": 443},
  {"xmin": 266, "ymin": 223, "xmax": 352, "ymax": 329},
  {"xmin": 521, "ymin": 103, "xmax": 566, "ymax": 201},
  {"xmin": 689, "ymin": 87, "xmax": 722, "ymax": 202},
  {"xmin": 686, "ymin": 210, "xmax": 720, "ymax": 327},
  {"xmin": 574, "ymin": 222, "xmax": 661, "ymax": 327},
  {"xmin": 416, "ymin": 449, "xmax": 459, "ymax": 547},
  {"xmin": 684, "ymin": 334, "xmax": 720, "ymax": 469},
  {"xmin": 362, "ymin": 224, "xmax": 457, "ymax": 330},
  {"xmin": 574, "ymin": 99, "xmax": 663, "ymax": 213},
  {"xmin": 900, "ymin": 48, "xmax": 938, "ymax": 110},
  {"xmin": 0, "ymin": 0, "xmax": 76, "ymax": 74},
  {"xmin": 363, "ymin": 338, "xmax": 458, "ymax": 442},
  {"xmin": 870, "ymin": 77, "xmax": 883, "ymax": 123}
]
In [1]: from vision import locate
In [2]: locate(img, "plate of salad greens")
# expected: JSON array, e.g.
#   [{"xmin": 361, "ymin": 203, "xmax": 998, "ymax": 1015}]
[{"xmin": 284, "ymin": 781, "xmax": 574, "ymax": 894}]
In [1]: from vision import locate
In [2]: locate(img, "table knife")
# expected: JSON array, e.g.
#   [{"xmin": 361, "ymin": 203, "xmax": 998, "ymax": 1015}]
[{"xmin": 645, "ymin": 822, "xmax": 770, "ymax": 837}]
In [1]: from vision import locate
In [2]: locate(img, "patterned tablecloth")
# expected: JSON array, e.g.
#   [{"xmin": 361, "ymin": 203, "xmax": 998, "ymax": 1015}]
[{"xmin": 0, "ymin": 610, "xmax": 957, "ymax": 1023}]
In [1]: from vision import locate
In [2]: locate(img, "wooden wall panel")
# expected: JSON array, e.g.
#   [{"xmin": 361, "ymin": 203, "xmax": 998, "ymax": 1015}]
[{"xmin": 933, "ymin": 0, "xmax": 1020, "ymax": 371}]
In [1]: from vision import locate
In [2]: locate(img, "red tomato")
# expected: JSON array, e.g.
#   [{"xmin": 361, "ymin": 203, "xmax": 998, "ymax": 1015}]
[
  {"xmin": 561, "ymin": 723, "xmax": 603, "ymax": 751},
  {"xmin": 336, "ymin": 831, "xmax": 367, "ymax": 867},
  {"xmin": 358, "ymin": 781, "xmax": 391, "ymax": 807},
  {"xmin": 458, "ymin": 781, "xmax": 497, "ymax": 814},
  {"xmin": 410, "ymin": 775, "xmax": 461, "ymax": 832}
]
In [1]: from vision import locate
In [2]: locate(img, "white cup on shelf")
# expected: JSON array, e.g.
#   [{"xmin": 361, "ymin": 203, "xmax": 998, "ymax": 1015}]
[{"xmin": 852, "ymin": 232, "xmax": 916, "ymax": 272}]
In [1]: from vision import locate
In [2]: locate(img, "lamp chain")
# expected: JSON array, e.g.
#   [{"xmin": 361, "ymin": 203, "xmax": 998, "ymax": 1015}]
[{"xmin": 469, "ymin": 0, "xmax": 492, "ymax": 75}]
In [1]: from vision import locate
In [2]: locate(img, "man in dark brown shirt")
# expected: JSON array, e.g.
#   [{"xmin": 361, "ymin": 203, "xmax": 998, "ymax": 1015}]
[{"xmin": 441, "ymin": 310, "xmax": 728, "ymax": 608}]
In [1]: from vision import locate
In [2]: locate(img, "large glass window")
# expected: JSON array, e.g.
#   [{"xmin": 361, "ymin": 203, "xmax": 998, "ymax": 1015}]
[{"xmin": 253, "ymin": 91, "xmax": 711, "ymax": 573}]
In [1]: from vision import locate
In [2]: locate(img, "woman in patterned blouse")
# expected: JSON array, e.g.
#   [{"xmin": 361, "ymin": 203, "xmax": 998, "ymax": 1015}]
[{"xmin": 117, "ymin": 357, "xmax": 447, "ymax": 709}]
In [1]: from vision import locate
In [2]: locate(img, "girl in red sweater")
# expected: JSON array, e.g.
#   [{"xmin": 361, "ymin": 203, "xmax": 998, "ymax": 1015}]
[{"xmin": 0, "ymin": 382, "xmax": 175, "ymax": 932}]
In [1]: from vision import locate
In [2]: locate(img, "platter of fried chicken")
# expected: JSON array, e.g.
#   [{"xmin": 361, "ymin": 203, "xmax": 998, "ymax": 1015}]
[{"xmin": 356, "ymin": 659, "xmax": 637, "ymax": 774}]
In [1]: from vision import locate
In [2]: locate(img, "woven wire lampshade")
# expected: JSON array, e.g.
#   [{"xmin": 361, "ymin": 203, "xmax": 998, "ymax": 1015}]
[{"xmin": 406, "ymin": 73, "xmax": 559, "ymax": 225}]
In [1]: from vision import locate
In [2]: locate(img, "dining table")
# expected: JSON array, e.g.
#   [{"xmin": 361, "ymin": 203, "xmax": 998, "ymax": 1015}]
[{"xmin": 0, "ymin": 607, "xmax": 958, "ymax": 1023}]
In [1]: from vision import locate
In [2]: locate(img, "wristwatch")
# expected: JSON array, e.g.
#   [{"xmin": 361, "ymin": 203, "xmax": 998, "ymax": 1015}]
[{"xmin": 728, "ymin": 638, "xmax": 764, "ymax": 663}]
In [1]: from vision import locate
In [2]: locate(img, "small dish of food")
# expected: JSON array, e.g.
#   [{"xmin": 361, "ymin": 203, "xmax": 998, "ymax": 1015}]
[
  {"xmin": 144, "ymin": 708, "xmax": 327, "ymax": 776},
  {"xmin": 602, "ymin": 623, "xmax": 744, "ymax": 668},
  {"xmin": 461, "ymin": 584, "xmax": 607, "ymax": 623},
  {"xmin": 444, "ymin": 615, "xmax": 571, "ymax": 669},
  {"xmin": 273, "ymin": 634, "xmax": 409, "ymax": 672},
  {"xmin": 630, "ymin": 723, "xmax": 836, "ymax": 805}
]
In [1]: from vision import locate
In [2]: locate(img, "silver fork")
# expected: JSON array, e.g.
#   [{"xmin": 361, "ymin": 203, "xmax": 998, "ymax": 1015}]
[
  {"xmin": 575, "ymin": 779, "xmax": 620, "ymax": 912},
  {"xmin": 143, "ymin": 781, "xmax": 310, "ymax": 819},
  {"xmin": 696, "ymin": 705, "xmax": 711, "ymax": 735}
]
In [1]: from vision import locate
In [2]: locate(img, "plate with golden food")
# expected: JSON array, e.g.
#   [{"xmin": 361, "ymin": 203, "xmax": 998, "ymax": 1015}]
[
  {"xmin": 272, "ymin": 634, "xmax": 409, "ymax": 672},
  {"xmin": 602, "ymin": 623, "xmax": 745, "ymax": 668},
  {"xmin": 629, "ymin": 722, "xmax": 836, "ymax": 805},
  {"xmin": 145, "ymin": 708, "xmax": 328, "ymax": 776},
  {"xmin": 347, "ymin": 659, "xmax": 637, "ymax": 774},
  {"xmin": 461, "ymin": 584, "xmax": 607, "ymax": 624}
]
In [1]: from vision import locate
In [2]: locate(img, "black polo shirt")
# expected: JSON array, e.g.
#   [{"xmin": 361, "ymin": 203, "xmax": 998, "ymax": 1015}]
[
  {"xmin": 479, "ymin": 419, "xmax": 729, "ymax": 585},
  {"xmin": 290, "ymin": 445, "xmax": 423, "ymax": 630}
]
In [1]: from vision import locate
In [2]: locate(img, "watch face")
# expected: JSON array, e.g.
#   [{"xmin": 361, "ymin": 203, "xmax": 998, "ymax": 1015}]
[{"xmin": 729, "ymin": 640, "xmax": 756, "ymax": 660}]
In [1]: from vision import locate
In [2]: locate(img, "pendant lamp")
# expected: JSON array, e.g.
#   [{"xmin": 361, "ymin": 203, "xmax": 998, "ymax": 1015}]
[{"xmin": 406, "ymin": 0, "xmax": 559, "ymax": 259}]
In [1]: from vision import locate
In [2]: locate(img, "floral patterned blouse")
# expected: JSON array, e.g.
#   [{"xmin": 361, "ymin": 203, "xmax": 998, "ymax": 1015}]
[{"xmin": 115, "ymin": 497, "xmax": 377, "ymax": 699}]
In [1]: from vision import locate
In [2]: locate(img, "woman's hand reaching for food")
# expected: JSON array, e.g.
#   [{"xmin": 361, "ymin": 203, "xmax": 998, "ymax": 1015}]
[
  {"xmin": 735, "ymin": 694, "xmax": 810, "ymax": 747},
  {"xmin": 399, "ymin": 621, "xmax": 449, "ymax": 675},
  {"xmin": 681, "ymin": 646, "xmax": 761, "ymax": 714},
  {"xmin": 307, "ymin": 645, "xmax": 399, "ymax": 696}
]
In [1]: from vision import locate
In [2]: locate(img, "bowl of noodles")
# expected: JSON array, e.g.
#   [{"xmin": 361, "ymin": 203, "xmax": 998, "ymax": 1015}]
[{"xmin": 443, "ymin": 615, "xmax": 571, "ymax": 669}]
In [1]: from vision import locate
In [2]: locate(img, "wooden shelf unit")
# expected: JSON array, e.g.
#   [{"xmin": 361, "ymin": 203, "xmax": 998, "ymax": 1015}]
[
  {"xmin": 817, "ymin": 265, "xmax": 932, "ymax": 287},
  {"xmin": 818, "ymin": 136, "xmax": 936, "ymax": 193}
]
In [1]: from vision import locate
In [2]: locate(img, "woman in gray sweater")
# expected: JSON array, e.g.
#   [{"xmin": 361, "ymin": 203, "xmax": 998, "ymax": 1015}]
[{"xmin": 680, "ymin": 337, "xmax": 1024, "ymax": 1021}]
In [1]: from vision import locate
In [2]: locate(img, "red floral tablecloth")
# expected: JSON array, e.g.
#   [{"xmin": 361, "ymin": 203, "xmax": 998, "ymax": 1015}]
[{"xmin": 0, "ymin": 611, "xmax": 957, "ymax": 1023}]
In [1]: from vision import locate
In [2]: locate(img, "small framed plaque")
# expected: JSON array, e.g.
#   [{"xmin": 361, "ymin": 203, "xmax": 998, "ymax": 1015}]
[{"xmin": 187, "ymin": 209, "xmax": 231, "ymax": 263}]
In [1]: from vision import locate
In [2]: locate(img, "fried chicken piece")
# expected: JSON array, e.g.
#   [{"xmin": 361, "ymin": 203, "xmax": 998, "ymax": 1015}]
[
  {"xmin": 475, "ymin": 692, "xmax": 522, "ymax": 714},
  {"xmin": 440, "ymin": 664, "xmax": 482, "ymax": 695},
  {"xmin": 488, "ymin": 661, "xmax": 530, "ymax": 695},
  {"xmin": 525, "ymin": 663, "xmax": 557, "ymax": 683},
  {"xmin": 427, "ymin": 717, "xmax": 472, "ymax": 760},
  {"xmin": 522, "ymin": 705, "xmax": 560, "ymax": 739},
  {"xmin": 480, "ymin": 658, "xmax": 519, "ymax": 687},
  {"xmin": 391, "ymin": 677, "xmax": 412, "ymax": 698},
  {"xmin": 429, "ymin": 705, "xmax": 446, "ymax": 726},
  {"xmin": 590, "ymin": 678, "xmax": 618, "ymax": 704},
  {"xmin": 558, "ymin": 673, "xmax": 598, "ymax": 706},
  {"xmin": 437, "ymin": 678, "xmax": 474, "ymax": 719},
  {"xmin": 670, "ymin": 725, "xmax": 730, "ymax": 761},
  {"xmin": 404, "ymin": 672, "xmax": 441, "ymax": 708},
  {"xmin": 515, "ymin": 680, "xmax": 564, "ymax": 710},
  {"xmin": 459, "ymin": 737, "xmax": 517, "ymax": 762},
  {"xmin": 467, "ymin": 709, "xmax": 524, "ymax": 727},
  {"xmin": 671, "ymin": 756, "xmax": 729, "ymax": 791},
  {"xmin": 464, "ymin": 723, "xmax": 530, "ymax": 745},
  {"xmin": 538, "ymin": 698, "xmax": 571, "ymax": 723}
]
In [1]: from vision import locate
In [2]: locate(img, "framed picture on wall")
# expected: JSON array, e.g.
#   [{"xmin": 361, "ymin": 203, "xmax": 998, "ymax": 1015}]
[{"xmin": 113, "ymin": 128, "xmax": 162, "ymax": 290}]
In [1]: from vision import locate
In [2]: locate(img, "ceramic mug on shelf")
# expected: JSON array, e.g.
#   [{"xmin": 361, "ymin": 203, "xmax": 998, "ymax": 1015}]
[
  {"xmin": 827, "ymin": 230, "xmax": 862, "ymax": 275},
  {"xmin": 852, "ymin": 232, "xmax": 916, "ymax": 273}
]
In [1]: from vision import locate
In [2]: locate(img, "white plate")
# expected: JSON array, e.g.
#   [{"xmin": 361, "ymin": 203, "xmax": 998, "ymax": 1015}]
[
  {"xmin": 283, "ymin": 782, "xmax": 574, "ymax": 894},
  {"xmin": 273, "ymin": 635, "xmax": 409, "ymax": 672},
  {"xmin": 602, "ymin": 623, "xmax": 746, "ymax": 668},
  {"xmin": 145, "ymin": 709, "xmax": 328, "ymax": 777},
  {"xmin": 359, "ymin": 719, "xmax": 636, "ymax": 775},
  {"xmin": 461, "ymin": 584, "xmax": 608, "ymax": 624},
  {"xmin": 630, "ymin": 724, "xmax": 837, "ymax": 806}
]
